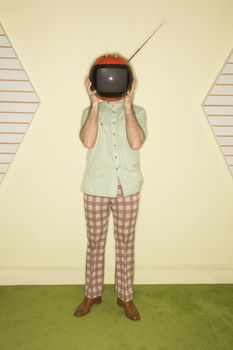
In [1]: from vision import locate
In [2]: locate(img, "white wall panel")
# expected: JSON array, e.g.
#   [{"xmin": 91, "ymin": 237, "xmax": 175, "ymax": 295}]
[
  {"xmin": 0, "ymin": 23, "xmax": 40, "ymax": 185},
  {"xmin": 202, "ymin": 49, "xmax": 233, "ymax": 177}
]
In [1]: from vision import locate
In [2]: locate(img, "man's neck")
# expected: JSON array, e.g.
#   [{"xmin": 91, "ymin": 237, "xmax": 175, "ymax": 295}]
[{"xmin": 108, "ymin": 98, "xmax": 124, "ymax": 106}]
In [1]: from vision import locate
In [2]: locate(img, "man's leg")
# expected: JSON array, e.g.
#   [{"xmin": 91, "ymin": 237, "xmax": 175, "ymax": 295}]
[
  {"xmin": 111, "ymin": 182, "xmax": 140, "ymax": 302},
  {"xmin": 84, "ymin": 192, "xmax": 111, "ymax": 298}
]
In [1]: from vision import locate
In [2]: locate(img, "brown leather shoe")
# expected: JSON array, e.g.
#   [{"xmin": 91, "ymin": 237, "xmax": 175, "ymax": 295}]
[
  {"xmin": 74, "ymin": 295, "xmax": 102, "ymax": 317},
  {"xmin": 117, "ymin": 297, "xmax": 140, "ymax": 320}
]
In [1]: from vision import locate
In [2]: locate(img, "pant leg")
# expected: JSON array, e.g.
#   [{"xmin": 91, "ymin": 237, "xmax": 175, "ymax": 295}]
[
  {"xmin": 84, "ymin": 192, "xmax": 111, "ymax": 298},
  {"xmin": 111, "ymin": 182, "xmax": 140, "ymax": 302}
]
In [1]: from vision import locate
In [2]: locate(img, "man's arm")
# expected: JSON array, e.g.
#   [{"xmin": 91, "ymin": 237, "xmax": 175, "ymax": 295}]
[
  {"xmin": 124, "ymin": 105, "xmax": 146, "ymax": 150},
  {"xmin": 79, "ymin": 102, "xmax": 99, "ymax": 148},
  {"xmin": 124, "ymin": 79, "xmax": 146, "ymax": 150},
  {"xmin": 79, "ymin": 78, "xmax": 101, "ymax": 148}
]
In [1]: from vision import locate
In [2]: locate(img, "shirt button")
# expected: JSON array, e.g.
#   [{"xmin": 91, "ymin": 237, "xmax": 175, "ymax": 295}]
[
  {"xmin": 113, "ymin": 111, "xmax": 115, "ymax": 113},
  {"xmin": 114, "ymin": 144, "xmax": 116, "ymax": 147},
  {"xmin": 115, "ymin": 156, "xmax": 117, "ymax": 159},
  {"xmin": 116, "ymin": 167, "xmax": 118, "ymax": 170},
  {"xmin": 113, "ymin": 132, "xmax": 115, "ymax": 135}
]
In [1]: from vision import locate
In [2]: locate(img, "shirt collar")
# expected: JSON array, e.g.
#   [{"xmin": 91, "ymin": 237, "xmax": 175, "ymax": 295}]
[{"xmin": 101, "ymin": 98, "xmax": 125, "ymax": 110}]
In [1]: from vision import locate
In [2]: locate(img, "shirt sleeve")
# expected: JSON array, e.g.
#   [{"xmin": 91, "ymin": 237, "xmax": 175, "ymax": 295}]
[
  {"xmin": 135, "ymin": 106, "xmax": 148, "ymax": 140},
  {"xmin": 80, "ymin": 107, "xmax": 90, "ymax": 128}
]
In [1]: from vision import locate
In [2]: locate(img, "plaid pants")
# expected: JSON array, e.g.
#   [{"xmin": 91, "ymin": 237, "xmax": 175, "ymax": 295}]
[{"xmin": 83, "ymin": 181, "xmax": 140, "ymax": 302}]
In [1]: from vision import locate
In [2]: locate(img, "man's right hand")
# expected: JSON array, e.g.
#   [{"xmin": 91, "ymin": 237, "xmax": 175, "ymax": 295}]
[{"xmin": 85, "ymin": 77, "xmax": 102, "ymax": 105}]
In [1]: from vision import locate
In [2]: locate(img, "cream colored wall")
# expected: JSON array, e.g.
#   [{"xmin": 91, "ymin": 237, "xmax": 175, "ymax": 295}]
[{"xmin": 0, "ymin": 0, "xmax": 233, "ymax": 285}]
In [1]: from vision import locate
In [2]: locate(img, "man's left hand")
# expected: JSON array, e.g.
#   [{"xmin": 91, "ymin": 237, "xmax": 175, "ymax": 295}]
[{"xmin": 124, "ymin": 79, "xmax": 136, "ymax": 108}]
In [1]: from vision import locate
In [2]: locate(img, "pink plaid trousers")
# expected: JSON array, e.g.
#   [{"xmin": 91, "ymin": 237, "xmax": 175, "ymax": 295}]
[{"xmin": 83, "ymin": 180, "xmax": 140, "ymax": 302}]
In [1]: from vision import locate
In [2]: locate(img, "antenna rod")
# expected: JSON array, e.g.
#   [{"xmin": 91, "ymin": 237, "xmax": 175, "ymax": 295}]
[{"xmin": 128, "ymin": 21, "xmax": 165, "ymax": 62}]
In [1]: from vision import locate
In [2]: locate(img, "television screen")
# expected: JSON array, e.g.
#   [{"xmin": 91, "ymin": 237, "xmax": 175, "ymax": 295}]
[{"xmin": 96, "ymin": 67, "xmax": 128, "ymax": 94}]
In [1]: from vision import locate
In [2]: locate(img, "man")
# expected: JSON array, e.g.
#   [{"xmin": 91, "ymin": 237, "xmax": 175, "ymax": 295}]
[{"xmin": 74, "ymin": 68, "xmax": 147, "ymax": 321}]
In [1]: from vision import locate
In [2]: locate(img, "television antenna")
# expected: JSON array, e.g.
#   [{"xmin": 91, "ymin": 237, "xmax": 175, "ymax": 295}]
[{"xmin": 128, "ymin": 20, "xmax": 166, "ymax": 62}]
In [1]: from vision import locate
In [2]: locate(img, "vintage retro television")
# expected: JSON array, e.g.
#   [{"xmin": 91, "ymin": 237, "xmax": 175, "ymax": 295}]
[{"xmin": 89, "ymin": 55, "xmax": 133, "ymax": 101}]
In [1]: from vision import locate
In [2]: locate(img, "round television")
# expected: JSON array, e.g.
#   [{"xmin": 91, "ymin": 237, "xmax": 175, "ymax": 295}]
[{"xmin": 89, "ymin": 54, "xmax": 134, "ymax": 101}]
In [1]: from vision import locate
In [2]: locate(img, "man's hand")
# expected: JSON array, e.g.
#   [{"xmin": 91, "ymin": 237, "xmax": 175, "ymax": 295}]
[
  {"xmin": 85, "ymin": 77, "xmax": 102, "ymax": 106},
  {"xmin": 124, "ymin": 79, "xmax": 136, "ymax": 108}
]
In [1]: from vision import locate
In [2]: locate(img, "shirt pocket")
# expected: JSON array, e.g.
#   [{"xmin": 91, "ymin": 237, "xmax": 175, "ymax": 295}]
[
  {"xmin": 118, "ymin": 121, "xmax": 127, "ymax": 138},
  {"xmin": 98, "ymin": 120, "xmax": 109, "ymax": 138}
]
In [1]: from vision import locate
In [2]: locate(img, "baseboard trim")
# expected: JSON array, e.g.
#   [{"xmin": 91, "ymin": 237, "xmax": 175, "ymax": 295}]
[{"xmin": 0, "ymin": 264, "xmax": 233, "ymax": 285}]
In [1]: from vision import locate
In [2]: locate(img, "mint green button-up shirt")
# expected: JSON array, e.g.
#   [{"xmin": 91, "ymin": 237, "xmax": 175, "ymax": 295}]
[{"xmin": 80, "ymin": 98, "xmax": 147, "ymax": 197}]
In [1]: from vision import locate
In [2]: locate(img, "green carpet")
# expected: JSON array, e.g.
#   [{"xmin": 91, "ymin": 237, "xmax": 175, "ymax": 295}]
[{"xmin": 0, "ymin": 284, "xmax": 233, "ymax": 350}]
